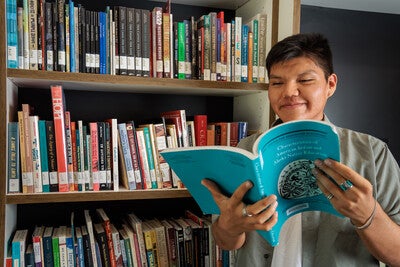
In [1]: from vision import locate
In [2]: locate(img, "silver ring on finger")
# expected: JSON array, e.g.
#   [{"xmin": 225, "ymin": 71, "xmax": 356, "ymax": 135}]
[
  {"xmin": 326, "ymin": 193, "xmax": 334, "ymax": 200},
  {"xmin": 242, "ymin": 205, "xmax": 253, "ymax": 217}
]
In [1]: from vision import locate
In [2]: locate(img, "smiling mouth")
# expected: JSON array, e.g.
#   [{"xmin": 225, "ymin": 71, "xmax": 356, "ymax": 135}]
[{"xmin": 281, "ymin": 102, "xmax": 305, "ymax": 109}]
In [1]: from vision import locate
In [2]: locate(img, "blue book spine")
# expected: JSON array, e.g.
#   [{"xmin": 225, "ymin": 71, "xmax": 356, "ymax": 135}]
[
  {"xmin": 241, "ymin": 24, "xmax": 249, "ymax": 82},
  {"xmin": 117, "ymin": 123, "xmax": 136, "ymax": 190},
  {"xmin": 69, "ymin": 0, "xmax": 76, "ymax": 72},
  {"xmin": 6, "ymin": 0, "xmax": 18, "ymax": 68},
  {"xmin": 8, "ymin": 122, "xmax": 20, "ymax": 193},
  {"xmin": 99, "ymin": 11, "xmax": 106, "ymax": 74},
  {"xmin": 39, "ymin": 120, "xmax": 50, "ymax": 192}
]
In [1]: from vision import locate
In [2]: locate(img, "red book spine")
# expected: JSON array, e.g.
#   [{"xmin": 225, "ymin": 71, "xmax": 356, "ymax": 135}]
[
  {"xmin": 152, "ymin": 7, "xmax": 163, "ymax": 78},
  {"xmin": 51, "ymin": 85, "xmax": 69, "ymax": 192},
  {"xmin": 229, "ymin": 122, "xmax": 239, "ymax": 147},
  {"xmin": 90, "ymin": 122, "xmax": 100, "ymax": 191},
  {"xmin": 194, "ymin": 115, "xmax": 207, "ymax": 146}
]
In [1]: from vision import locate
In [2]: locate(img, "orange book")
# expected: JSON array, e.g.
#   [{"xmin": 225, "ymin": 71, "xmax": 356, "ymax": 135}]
[
  {"xmin": 89, "ymin": 122, "xmax": 100, "ymax": 191},
  {"xmin": 51, "ymin": 85, "xmax": 69, "ymax": 192}
]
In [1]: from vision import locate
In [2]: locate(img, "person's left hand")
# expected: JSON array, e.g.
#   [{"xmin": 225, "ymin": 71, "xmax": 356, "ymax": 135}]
[{"xmin": 312, "ymin": 158, "xmax": 376, "ymax": 227}]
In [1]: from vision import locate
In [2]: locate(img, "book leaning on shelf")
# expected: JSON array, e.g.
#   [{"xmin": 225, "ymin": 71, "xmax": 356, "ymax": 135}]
[{"xmin": 161, "ymin": 120, "xmax": 343, "ymax": 246}]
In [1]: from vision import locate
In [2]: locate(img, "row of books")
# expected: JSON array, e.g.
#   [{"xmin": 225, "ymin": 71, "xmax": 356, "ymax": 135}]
[
  {"xmin": 7, "ymin": 85, "xmax": 249, "ymax": 193},
  {"xmin": 6, "ymin": 0, "xmax": 269, "ymax": 83},
  {"xmin": 8, "ymin": 209, "xmax": 235, "ymax": 267}
]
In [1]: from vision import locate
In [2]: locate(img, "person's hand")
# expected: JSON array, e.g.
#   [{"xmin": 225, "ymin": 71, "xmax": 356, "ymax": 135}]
[
  {"xmin": 313, "ymin": 158, "xmax": 376, "ymax": 227},
  {"xmin": 201, "ymin": 178, "xmax": 278, "ymax": 238}
]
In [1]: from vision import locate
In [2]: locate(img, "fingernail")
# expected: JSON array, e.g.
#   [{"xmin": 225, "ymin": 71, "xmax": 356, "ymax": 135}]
[
  {"xmin": 324, "ymin": 158, "xmax": 332, "ymax": 166},
  {"xmin": 246, "ymin": 181, "xmax": 253, "ymax": 188},
  {"xmin": 314, "ymin": 159, "xmax": 322, "ymax": 167},
  {"xmin": 311, "ymin": 168, "xmax": 318, "ymax": 175}
]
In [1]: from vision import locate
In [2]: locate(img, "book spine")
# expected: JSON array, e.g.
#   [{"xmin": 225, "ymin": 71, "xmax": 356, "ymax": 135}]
[
  {"xmin": 45, "ymin": 120, "xmax": 59, "ymax": 191},
  {"xmin": 258, "ymin": 14, "xmax": 267, "ymax": 83},
  {"xmin": 44, "ymin": 2, "xmax": 54, "ymax": 71},
  {"xmin": 209, "ymin": 12, "xmax": 217, "ymax": 81},
  {"xmin": 6, "ymin": 0, "xmax": 18, "ymax": 68},
  {"xmin": 241, "ymin": 24, "xmax": 249, "ymax": 83},
  {"xmin": 226, "ymin": 22, "xmax": 231, "ymax": 81},
  {"xmin": 65, "ymin": 3, "xmax": 70, "ymax": 72},
  {"xmin": 141, "ymin": 126, "xmax": 158, "ymax": 189},
  {"xmin": 194, "ymin": 115, "xmax": 207, "ymax": 146},
  {"xmin": 152, "ymin": 7, "xmax": 163, "ymax": 78},
  {"xmin": 252, "ymin": 19, "xmax": 259, "ymax": 83},
  {"xmin": 78, "ymin": 5, "xmax": 86, "ymax": 73},
  {"xmin": 51, "ymin": 85, "xmax": 69, "ymax": 192},
  {"xmin": 64, "ymin": 111, "xmax": 74, "ymax": 191},
  {"xmin": 97, "ymin": 121, "xmax": 108, "ymax": 190},
  {"xmin": 76, "ymin": 120, "xmax": 84, "ymax": 191},
  {"xmin": 105, "ymin": 119, "xmax": 119, "ymax": 191},
  {"xmin": 99, "ymin": 12, "xmax": 107, "ymax": 74},
  {"xmin": 52, "ymin": 0, "xmax": 58, "ymax": 72},
  {"xmin": 38, "ymin": 120, "xmax": 50, "ymax": 192},
  {"xmin": 31, "ymin": 116, "xmax": 42, "ymax": 192},
  {"xmin": 154, "ymin": 123, "xmax": 172, "ymax": 189},
  {"xmin": 234, "ymin": 17, "xmax": 242, "ymax": 82},
  {"xmin": 248, "ymin": 31, "xmax": 253, "ymax": 83},
  {"xmin": 162, "ymin": 12, "xmax": 171, "ymax": 78},
  {"xmin": 70, "ymin": 121, "xmax": 79, "ymax": 191},
  {"xmin": 126, "ymin": 8, "xmax": 135, "ymax": 76},
  {"xmin": 184, "ymin": 19, "xmax": 192, "ymax": 80},
  {"xmin": 126, "ymin": 122, "xmax": 142, "ymax": 189},
  {"xmin": 7, "ymin": 122, "xmax": 20, "ymax": 193},
  {"xmin": 203, "ymin": 15, "xmax": 211, "ymax": 80},
  {"xmin": 135, "ymin": 129, "xmax": 152, "ymax": 189},
  {"xmin": 22, "ymin": 0, "xmax": 30, "ymax": 69},
  {"xmin": 141, "ymin": 9, "xmax": 151, "ymax": 77},
  {"xmin": 28, "ymin": 0, "xmax": 38, "ymax": 70},
  {"xmin": 89, "ymin": 122, "xmax": 100, "ymax": 191},
  {"xmin": 43, "ymin": 227, "xmax": 54, "ymax": 266},
  {"xmin": 177, "ymin": 22, "xmax": 185, "ymax": 80},
  {"xmin": 104, "ymin": 122, "xmax": 112, "ymax": 190},
  {"xmin": 17, "ymin": 6, "xmax": 23, "ymax": 69},
  {"xmin": 37, "ymin": 0, "xmax": 45, "ymax": 71},
  {"xmin": 21, "ymin": 104, "xmax": 34, "ymax": 193},
  {"xmin": 57, "ymin": 0, "xmax": 66, "ymax": 72},
  {"xmin": 113, "ymin": 7, "xmax": 120, "ymax": 75},
  {"xmin": 191, "ymin": 16, "xmax": 198, "ymax": 80},
  {"xmin": 94, "ymin": 11, "xmax": 100, "ymax": 74},
  {"xmin": 118, "ymin": 6, "xmax": 127, "ymax": 75},
  {"xmin": 69, "ymin": 0, "xmax": 76, "ymax": 72},
  {"xmin": 117, "ymin": 123, "xmax": 136, "ymax": 190}
]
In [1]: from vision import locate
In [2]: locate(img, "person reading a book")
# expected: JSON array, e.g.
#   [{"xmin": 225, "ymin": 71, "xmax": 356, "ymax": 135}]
[{"xmin": 202, "ymin": 33, "xmax": 400, "ymax": 266}]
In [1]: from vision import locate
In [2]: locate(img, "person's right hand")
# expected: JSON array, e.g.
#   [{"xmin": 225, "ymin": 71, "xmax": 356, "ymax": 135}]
[{"xmin": 201, "ymin": 178, "xmax": 278, "ymax": 249}]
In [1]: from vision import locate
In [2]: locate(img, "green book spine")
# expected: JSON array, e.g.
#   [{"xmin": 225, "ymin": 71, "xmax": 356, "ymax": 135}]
[{"xmin": 177, "ymin": 22, "xmax": 185, "ymax": 79}]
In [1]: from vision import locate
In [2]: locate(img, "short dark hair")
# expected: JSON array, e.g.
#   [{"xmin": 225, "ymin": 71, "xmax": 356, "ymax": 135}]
[{"xmin": 266, "ymin": 33, "xmax": 334, "ymax": 79}]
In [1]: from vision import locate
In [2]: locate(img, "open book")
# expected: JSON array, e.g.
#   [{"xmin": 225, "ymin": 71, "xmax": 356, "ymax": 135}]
[{"xmin": 161, "ymin": 120, "xmax": 343, "ymax": 246}]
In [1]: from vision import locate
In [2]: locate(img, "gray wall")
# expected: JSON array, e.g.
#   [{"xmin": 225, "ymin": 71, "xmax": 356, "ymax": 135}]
[{"xmin": 301, "ymin": 5, "xmax": 400, "ymax": 162}]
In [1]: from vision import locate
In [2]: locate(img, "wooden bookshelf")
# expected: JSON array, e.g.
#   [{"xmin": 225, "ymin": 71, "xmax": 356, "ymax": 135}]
[{"xmin": 0, "ymin": 0, "xmax": 300, "ymax": 264}]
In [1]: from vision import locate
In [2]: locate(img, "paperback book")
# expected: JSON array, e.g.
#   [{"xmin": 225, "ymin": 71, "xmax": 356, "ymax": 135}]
[{"xmin": 161, "ymin": 120, "xmax": 342, "ymax": 246}]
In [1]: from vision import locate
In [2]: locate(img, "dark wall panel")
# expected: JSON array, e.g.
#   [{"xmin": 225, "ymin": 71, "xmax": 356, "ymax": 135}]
[{"xmin": 301, "ymin": 5, "xmax": 400, "ymax": 161}]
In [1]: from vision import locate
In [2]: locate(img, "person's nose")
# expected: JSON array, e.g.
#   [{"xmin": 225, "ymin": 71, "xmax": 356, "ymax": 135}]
[{"xmin": 283, "ymin": 81, "xmax": 299, "ymax": 97}]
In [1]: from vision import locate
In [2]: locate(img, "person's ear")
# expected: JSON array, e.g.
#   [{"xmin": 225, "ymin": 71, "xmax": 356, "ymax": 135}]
[{"xmin": 327, "ymin": 74, "xmax": 337, "ymax": 97}]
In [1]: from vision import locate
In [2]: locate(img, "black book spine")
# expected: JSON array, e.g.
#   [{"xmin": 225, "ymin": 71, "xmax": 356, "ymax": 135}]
[
  {"xmin": 118, "ymin": 6, "xmax": 127, "ymax": 75},
  {"xmin": 78, "ymin": 5, "xmax": 85, "ymax": 73},
  {"xmin": 134, "ymin": 8, "xmax": 142, "ymax": 76},
  {"xmin": 141, "ymin": 9, "xmax": 150, "ymax": 77},
  {"xmin": 97, "ymin": 122, "xmax": 107, "ymax": 190},
  {"xmin": 85, "ymin": 10, "xmax": 90, "ymax": 73},
  {"xmin": 95, "ymin": 11, "xmax": 100, "ymax": 74},
  {"xmin": 90, "ymin": 11, "xmax": 95, "ymax": 73},
  {"xmin": 45, "ymin": 1, "xmax": 54, "ymax": 71},
  {"xmin": 126, "ymin": 8, "xmax": 135, "ymax": 76},
  {"xmin": 57, "ymin": 0, "xmax": 66, "ymax": 72}
]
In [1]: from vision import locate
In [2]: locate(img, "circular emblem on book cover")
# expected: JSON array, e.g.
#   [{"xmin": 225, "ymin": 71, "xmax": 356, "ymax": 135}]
[{"xmin": 278, "ymin": 159, "xmax": 322, "ymax": 199}]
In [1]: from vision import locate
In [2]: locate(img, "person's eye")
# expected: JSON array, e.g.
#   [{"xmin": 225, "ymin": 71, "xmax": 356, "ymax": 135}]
[
  {"xmin": 270, "ymin": 81, "xmax": 283, "ymax": 86},
  {"xmin": 299, "ymin": 79, "xmax": 314, "ymax": 84}
]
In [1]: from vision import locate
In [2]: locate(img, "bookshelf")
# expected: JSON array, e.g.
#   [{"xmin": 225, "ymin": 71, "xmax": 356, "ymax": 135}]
[{"xmin": 0, "ymin": 0, "xmax": 300, "ymax": 264}]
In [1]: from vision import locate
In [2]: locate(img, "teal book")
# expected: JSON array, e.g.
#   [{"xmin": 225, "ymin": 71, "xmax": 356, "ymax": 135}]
[
  {"xmin": 7, "ymin": 122, "xmax": 20, "ymax": 193},
  {"xmin": 39, "ymin": 120, "xmax": 50, "ymax": 192},
  {"xmin": 161, "ymin": 120, "xmax": 342, "ymax": 246}
]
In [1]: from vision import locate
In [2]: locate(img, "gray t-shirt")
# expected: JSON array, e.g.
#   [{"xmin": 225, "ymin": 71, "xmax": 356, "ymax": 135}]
[{"xmin": 234, "ymin": 121, "xmax": 400, "ymax": 267}]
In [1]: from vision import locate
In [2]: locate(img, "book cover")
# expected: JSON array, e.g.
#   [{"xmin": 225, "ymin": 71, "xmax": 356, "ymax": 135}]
[
  {"xmin": 51, "ymin": 227, "xmax": 60, "ymax": 267},
  {"xmin": 51, "ymin": 85, "xmax": 69, "ymax": 192},
  {"xmin": 7, "ymin": 122, "xmax": 20, "ymax": 193},
  {"xmin": 161, "ymin": 120, "xmax": 342, "ymax": 246},
  {"xmin": 6, "ymin": 0, "xmax": 18, "ymax": 68},
  {"xmin": 135, "ymin": 128, "xmax": 152, "ymax": 189}
]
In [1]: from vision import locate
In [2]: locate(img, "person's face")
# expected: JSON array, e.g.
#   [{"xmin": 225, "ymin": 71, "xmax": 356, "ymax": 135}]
[{"xmin": 268, "ymin": 56, "xmax": 337, "ymax": 122}]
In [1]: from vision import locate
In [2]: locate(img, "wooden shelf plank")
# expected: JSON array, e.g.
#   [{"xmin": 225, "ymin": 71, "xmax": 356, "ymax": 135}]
[
  {"xmin": 5, "ymin": 189, "xmax": 192, "ymax": 204},
  {"xmin": 7, "ymin": 69, "xmax": 268, "ymax": 97}
]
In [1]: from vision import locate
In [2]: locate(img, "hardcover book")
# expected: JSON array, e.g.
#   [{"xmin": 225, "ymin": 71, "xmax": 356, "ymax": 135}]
[{"xmin": 161, "ymin": 120, "xmax": 342, "ymax": 246}]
